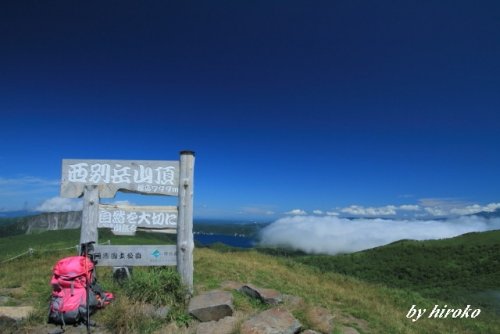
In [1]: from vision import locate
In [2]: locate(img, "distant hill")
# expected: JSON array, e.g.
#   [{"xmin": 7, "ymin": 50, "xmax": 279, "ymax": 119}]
[
  {"xmin": 0, "ymin": 211, "xmax": 267, "ymax": 239},
  {"xmin": 0, "ymin": 210, "xmax": 34, "ymax": 218},
  {"xmin": 0, "ymin": 211, "xmax": 82, "ymax": 237},
  {"xmin": 471, "ymin": 208, "xmax": 500, "ymax": 219},
  {"xmin": 265, "ymin": 229, "xmax": 500, "ymax": 313}
]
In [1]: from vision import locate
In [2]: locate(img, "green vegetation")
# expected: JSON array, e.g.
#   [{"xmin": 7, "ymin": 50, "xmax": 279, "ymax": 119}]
[
  {"xmin": 0, "ymin": 215, "xmax": 34, "ymax": 237},
  {"xmin": 258, "ymin": 230, "xmax": 500, "ymax": 314},
  {"xmin": 0, "ymin": 228, "xmax": 176, "ymax": 262},
  {"xmin": 1, "ymin": 229, "xmax": 499, "ymax": 333}
]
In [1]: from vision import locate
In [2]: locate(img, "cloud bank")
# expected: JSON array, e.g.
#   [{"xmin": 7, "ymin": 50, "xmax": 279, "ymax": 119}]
[
  {"xmin": 286, "ymin": 201, "xmax": 500, "ymax": 219},
  {"xmin": 259, "ymin": 215, "xmax": 500, "ymax": 255}
]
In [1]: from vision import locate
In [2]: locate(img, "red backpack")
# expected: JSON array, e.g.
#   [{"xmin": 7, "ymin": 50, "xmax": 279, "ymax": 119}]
[{"xmin": 48, "ymin": 256, "xmax": 113, "ymax": 326}]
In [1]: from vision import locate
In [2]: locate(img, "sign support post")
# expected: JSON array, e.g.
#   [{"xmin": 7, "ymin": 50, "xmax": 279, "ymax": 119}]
[
  {"xmin": 61, "ymin": 155, "xmax": 195, "ymax": 290},
  {"xmin": 80, "ymin": 184, "xmax": 99, "ymax": 245},
  {"xmin": 177, "ymin": 151, "xmax": 195, "ymax": 293}
]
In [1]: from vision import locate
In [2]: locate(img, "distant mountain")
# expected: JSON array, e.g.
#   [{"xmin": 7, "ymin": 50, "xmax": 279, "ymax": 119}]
[
  {"xmin": 0, "ymin": 211, "xmax": 82, "ymax": 236},
  {"xmin": 0, "ymin": 210, "xmax": 35, "ymax": 218},
  {"xmin": 0, "ymin": 211, "xmax": 268, "ymax": 238},
  {"xmin": 471, "ymin": 208, "xmax": 500, "ymax": 219}
]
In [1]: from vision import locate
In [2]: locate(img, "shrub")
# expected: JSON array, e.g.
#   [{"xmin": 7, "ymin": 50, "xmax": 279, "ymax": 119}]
[{"xmin": 123, "ymin": 267, "xmax": 187, "ymax": 307}]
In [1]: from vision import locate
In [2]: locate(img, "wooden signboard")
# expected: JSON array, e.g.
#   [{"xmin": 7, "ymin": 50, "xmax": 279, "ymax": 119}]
[
  {"xmin": 93, "ymin": 245, "xmax": 177, "ymax": 266},
  {"xmin": 61, "ymin": 159, "xmax": 179, "ymax": 198},
  {"xmin": 60, "ymin": 151, "xmax": 195, "ymax": 292},
  {"xmin": 98, "ymin": 204, "xmax": 178, "ymax": 236}
]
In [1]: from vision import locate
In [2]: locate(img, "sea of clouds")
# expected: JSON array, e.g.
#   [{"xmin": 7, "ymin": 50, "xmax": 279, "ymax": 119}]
[{"xmin": 259, "ymin": 215, "xmax": 500, "ymax": 254}]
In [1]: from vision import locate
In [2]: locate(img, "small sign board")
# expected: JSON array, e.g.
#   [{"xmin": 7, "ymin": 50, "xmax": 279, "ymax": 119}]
[
  {"xmin": 98, "ymin": 204, "xmax": 178, "ymax": 235},
  {"xmin": 61, "ymin": 159, "xmax": 179, "ymax": 198},
  {"xmin": 93, "ymin": 245, "xmax": 177, "ymax": 267}
]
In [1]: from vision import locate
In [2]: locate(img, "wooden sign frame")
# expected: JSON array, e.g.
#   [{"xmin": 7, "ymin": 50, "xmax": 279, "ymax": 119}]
[{"xmin": 60, "ymin": 151, "xmax": 195, "ymax": 291}]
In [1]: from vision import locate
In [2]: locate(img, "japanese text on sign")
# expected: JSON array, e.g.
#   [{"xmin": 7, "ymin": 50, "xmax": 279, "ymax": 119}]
[
  {"xmin": 98, "ymin": 204, "xmax": 178, "ymax": 235},
  {"xmin": 68, "ymin": 163, "xmax": 175, "ymax": 186},
  {"xmin": 93, "ymin": 245, "xmax": 177, "ymax": 266},
  {"xmin": 61, "ymin": 159, "xmax": 179, "ymax": 198}
]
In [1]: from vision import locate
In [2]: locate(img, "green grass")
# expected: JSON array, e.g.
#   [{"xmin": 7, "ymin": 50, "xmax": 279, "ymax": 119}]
[
  {"xmin": 1, "ymin": 229, "xmax": 499, "ymax": 333},
  {"xmin": 0, "ymin": 228, "xmax": 176, "ymax": 261},
  {"xmin": 264, "ymin": 230, "xmax": 500, "ymax": 315},
  {"xmin": 195, "ymin": 247, "xmax": 500, "ymax": 333}
]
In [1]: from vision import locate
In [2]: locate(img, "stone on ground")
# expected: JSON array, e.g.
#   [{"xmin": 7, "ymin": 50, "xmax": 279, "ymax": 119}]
[
  {"xmin": 281, "ymin": 294, "xmax": 304, "ymax": 310},
  {"xmin": 196, "ymin": 315, "xmax": 238, "ymax": 334},
  {"xmin": 239, "ymin": 284, "xmax": 283, "ymax": 305},
  {"xmin": 341, "ymin": 326, "xmax": 361, "ymax": 334},
  {"xmin": 240, "ymin": 308, "xmax": 302, "ymax": 334},
  {"xmin": 188, "ymin": 290, "xmax": 234, "ymax": 322},
  {"xmin": 307, "ymin": 306, "xmax": 334, "ymax": 333},
  {"xmin": 0, "ymin": 306, "xmax": 33, "ymax": 321}
]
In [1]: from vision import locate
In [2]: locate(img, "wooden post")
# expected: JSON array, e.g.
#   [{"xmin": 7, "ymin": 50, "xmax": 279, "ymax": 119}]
[
  {"xmin": 80, "ymin": 184, "xmax": 99, "ymax": 246},
  {"xmin": 177, "ymin": 150, "xmax": 195, "ymax": 293}
]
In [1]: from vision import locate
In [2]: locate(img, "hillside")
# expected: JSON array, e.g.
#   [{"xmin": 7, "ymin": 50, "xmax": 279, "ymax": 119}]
[
  {"xmin": 1, "ymin": 230, "xmax": 499, "ymax": 333},
  {"xmin": 266, "ymin": 230, "xmax": 500, "ymax": 314},
  {"xmin": 0, "ymin": 211, "xmax": 82, "ymax": 237}
]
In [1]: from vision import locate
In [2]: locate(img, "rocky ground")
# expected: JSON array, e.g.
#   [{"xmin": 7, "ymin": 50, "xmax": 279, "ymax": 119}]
[{"xmin": 1, "ymin": 282, "xmax": 368, "ymax": 334}]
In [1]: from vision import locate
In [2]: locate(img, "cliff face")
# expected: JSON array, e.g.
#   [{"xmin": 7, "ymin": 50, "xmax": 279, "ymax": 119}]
[{"xmin": 25, "ymin": 211, "xmax": 82, "ymax": 234}]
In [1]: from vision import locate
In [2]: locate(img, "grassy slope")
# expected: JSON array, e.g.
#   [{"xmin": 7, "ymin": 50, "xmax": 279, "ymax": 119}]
[
  {"xmin": 0, "ymin": 230, "xmax": 499, "ymax": 333},
  {"xmin": 281, "ymin": 230, "xmax": 500, "ymax": 311}
]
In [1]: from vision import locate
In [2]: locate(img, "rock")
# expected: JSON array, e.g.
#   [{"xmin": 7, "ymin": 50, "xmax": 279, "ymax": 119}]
[
  {"xmin": 47, "ymin": 324, "xmax": 112, "ymax": 334},
  {"xmin": 281, "ymin": 294, "xmax": 304, "ymax": 310},
  {"xmin": 240, "ymin": 308, "xmax": 302, "ymax": 334},
  {"xmin": 0, "ymin": 296, "xmax": 10, "ymax": 305},
  {"xmin": 0, "ymin": 315, "xmax": 17, "ymax": 331},
  {"xmin": 341, "ymin": 326, "xmax": 360, "ymax": 334},
  {"xmin": 0, "ymin": 306, "xmax": 34, "ymax": 321},
  {"xmin": 301, "ymin": 330, "xmax": 321, "ymax": 334},
  {"xmin": 307, "ymin": 306, "xmax": 334, "ymax": 333},
  {"xmin": 153, "ymin": 322, "xmax": 193, "ymax": 334},
  {"xmin": 239, "ymin": 284, "xmax": 283, "ymax": 305},
  {"xmin": 153, "ymin": 306, "xmax": 170, "ymax": 318},
  {"xmin": 188, "ymin": 290, "xmax": 234, "ymax": 322},
  {"xmin": 196, "ymin": 316, "xmax": 238, "ymax": 334},
  {"xmin": 333, "ymin": 310, "xmax": 370, "ymax": 333}
]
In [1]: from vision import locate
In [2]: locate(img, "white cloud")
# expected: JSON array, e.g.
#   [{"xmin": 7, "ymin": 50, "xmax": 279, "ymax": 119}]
[
  {"xmin": 449, "ymin": 203, "xmax": 500, "ymax": 216},
  {"xmin": 313, "ymin": 210, "xmax": 323, "ymax": 215},
  {"xmin": 399, "ymin": 204, "xmax": 420, "ymax": 211},
  {"xmin": 259, "ymin": 215, "xmax": 500, "ymax": 255},
  {"xmin": 285, "ymin": 209, "xmax": 307, "ymax": 216},
  {"xmin": 417, "ymin": 199, "xmax": 500, "ymax": 217},
  {"xmin": 36, "ymin": 197, "xmax": 83, "ymax": 212},
  {"xmin": 341, "ymin": 205, "xmax": 397, "ymax": 216},
  {"xmin": 424, "ymin": 207, "xmax": 448, "ymax": 216},
  {"xmin": 326, "ymin": 211, "xmax": 339, "ymax": 216},
  {"xmin": 0, "ymin": 176, "xmax": 60, "ymax": 211}
]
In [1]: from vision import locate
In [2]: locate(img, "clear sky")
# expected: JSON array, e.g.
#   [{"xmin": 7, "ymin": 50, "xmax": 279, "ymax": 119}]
[{"xmin": 1, "ymin": 1, "xmax": 499, "ymax": 220}]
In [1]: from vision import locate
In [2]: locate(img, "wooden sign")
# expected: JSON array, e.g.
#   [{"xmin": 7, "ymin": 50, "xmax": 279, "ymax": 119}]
[
  {"xmin": 93, "ymin": 245, "xmax": 177, "ymax": 266},
  {"xmin": 98, "ymin": 204, "xmax": 178, "ymax": 235},
  {"xmin": 61, "ymin": 159, "xmax": 179, "ymax": 198},
  {"xmin": 60, "ymin": 152, "xmax": 195, "ymax": 292}
]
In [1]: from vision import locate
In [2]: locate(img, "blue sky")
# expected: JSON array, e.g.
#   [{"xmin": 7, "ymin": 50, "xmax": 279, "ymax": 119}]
[{"xmin": 1, "ymin": 1, "xmax": 499, "ymax": 220}]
